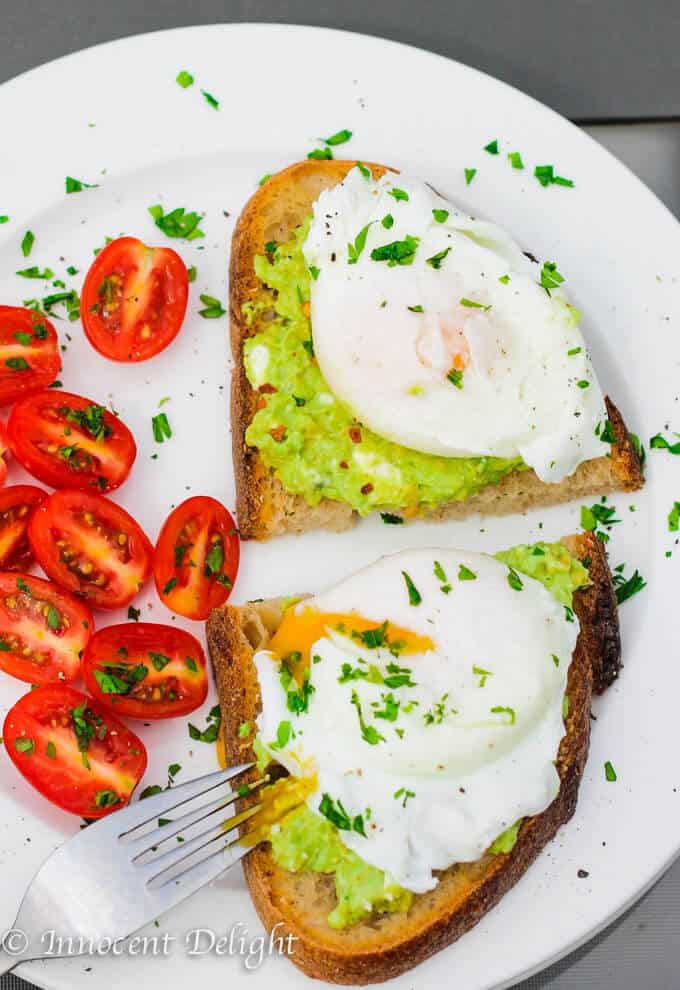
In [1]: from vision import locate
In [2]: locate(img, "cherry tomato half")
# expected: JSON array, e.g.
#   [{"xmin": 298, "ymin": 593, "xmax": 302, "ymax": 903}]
[
  {"xmin": 80, "ymin": 236, "xmax": 189, "ymax": 362},
  {"xmin": 3, "ymin": 684, "xmax": 147, "ymax": 818},
  {"xmin": 154, "ymin": 496, "xmax": 240, "ymax": 620},
  {"xmin": 0, "ymin": 307, "xmax": 61, "ymax": 405},
  {"xmin": 8, "ymin": 390, "xmax": 137, "ymax": 493},
  {"xmin": 0, "ymin": 571, "xmax": 92, "ymax": 684},
  {"xmin": 0, "ymin": 485, "xmax": 47, "ymax": 570},
  {"xmin": 0, "ymin": 421, "xmax": 10, "ymax": 486},
  {"xmin": 82, "ymin": 622, "xmax": 208, "ymax": 720},
  {"xmin": 28, "ymin": 490, "xmax": 153, "ymax": 610}
]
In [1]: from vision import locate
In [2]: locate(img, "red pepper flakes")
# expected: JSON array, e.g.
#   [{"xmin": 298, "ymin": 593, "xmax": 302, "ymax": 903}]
[
  {"xmin": 339, "ymin": 460, "xmax": 349, "ymax": 470},
  {"xmin": 258, "ymin": 383, "xmax": 277, "ymax": 394},
  {"xmin": 256, "ymin": 397, "xmax": 267, "ymax": 410},
  {"xmin": 270, "ymin": 426, "xmax": 287, "ymax": 443},
  {"xmin": 360, "ymin": 483, "xmax": 374, "ymax": 495},
  {"xmin": 349, "ymin": 427, "xmax": 362, "ymax": 443}
]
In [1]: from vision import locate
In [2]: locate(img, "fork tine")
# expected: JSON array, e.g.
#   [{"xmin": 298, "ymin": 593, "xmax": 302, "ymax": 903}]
[
  {"xmin": 146, "ymin": 805, "xmax": 263, "ymax": 891},
  {"xmin": 116, "ymin": 763, "xmax": 254, "ymax": 839},
  {"xmin": 131, "ymin": 776, "xmax": 269, "ymax": 862}
]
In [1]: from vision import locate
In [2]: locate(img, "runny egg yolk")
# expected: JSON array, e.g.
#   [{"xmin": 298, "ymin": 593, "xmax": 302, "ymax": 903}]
[
  {"xmin": 268, "ymin": 606, "xmax": 435, "ymax": 681},
  {"xmin": 240, "ymin": 773, "xmax": 318, "ymax": 847}
]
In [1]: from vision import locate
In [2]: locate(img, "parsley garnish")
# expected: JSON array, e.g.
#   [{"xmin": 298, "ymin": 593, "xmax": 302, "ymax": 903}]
[
  {"xmin": 491, "ymin": 705, "xmax": 516, "ymax": 725},
  {"xmin": 394, "ymin": 787, "xmax": 415, "ymax": 807},
  {"xmin": 668, "ymin": 502, "xmax": 680, "ymax": 532},
  {"xmin": 464, "ymin": 168, "xmax": 477, "ymax": 185},
  {"xmin": 447, "ymin": 368, "xmax": 464, "ymax": 389},
  {"xmin": 93, "ymin": 790, "xmax": 121, "ymax": 809},
  {"xmin": 238, "ymin": 721, "xmax": 251, "ymax": 738},
  {"xmin": 389, "ymin": 188, "xmax": 409, "ymax": 202},
  {"xmin": 432, "ymin": 208, "xmax": 449, "ymax": 223},
  {"xmin": 370, "ymin": 235, "xmax": 419, "ymax": 266},
  {"xmin": 372, "ymin": 692, "xmax": 400, "ymax": 722},
  {"xmin": 347, "ymin": 222, "xmax": 374, "ymax": 264},
  {"xmin": 604, "ymin": 760, "xmax": 617, "ymax": 782},
  {"xmin": 66, "ymin": 176, "xmax": 97, "ymax": 194},
  {"xmin": 458, "ymin": 564, "xmax": 477, "ymax": 581},
  {"xmin": 460, "ymin": 297, "xmax": 491, "ymax": 311},
  {"xmin": 14, "ymin": 737, "xmax": 34, "ymax": 755},
  {"xmin": 188, "ymin": 705, "xmax": 222, "ymax": 743},
  {"xmin": 426, "ymin": 247, "xmax": 452, "ymax": 270},
  {"xmin": 612, "ymin": 564, "xmax": 646, "ymax": 605},
  {"xmin": 539, "ymin": 261, "xmax": 565, "ymax": 294},
  {"xmin": 534, "ymin": 164, "xmax": 574, "ymax": 188},
  {"xmin": 580, "ymin": 501, "xmax": 620, "ymax": 541},
  {"xmin": 407, "ymin": 304, "xmax": 424, "ymax": 313},
  {"xmin": 318, "ymin": 793, "xmax": 367, "ymax": 836},
  {"xmin": 16, "ymin": 266, "xmax": 54, "ymax": 280},
  {"xmin": 380, "ymin": 512, "xmax": 403, "ymax": 525},
  {"xmin": 176, "ymin": 70, "xmax": 194, "ymax": 88},
  {"xmin": 473, "ymin": 664, "xmax": 492, "ymax": 687},
  {"xmin": 506, "ymin": 567, "xmax": 524, "ymax": 591},
  {"xmin": 381, "ymin": 214, "xmax": 394, "ymax": 229},
  {"xmin": 21, "ymin": 231, "xmax": 35, "ymax": 257},
  {"xmin": 198, "ymin": 293, "xmax": 226, "ymax": 318},
  {"xmin": 650, "ymin": 432, "xmax": 680, "ymax": 455},
  {"xmin": 424, "ymin": 693, "xmax": 452, "ymax": 725},
  {"xmin": 258, "ymin": 173, "xmax": 272, "ymax": 187},
  {"xmin": 148, "ymin": 204, "xmax": 205, "ymax": 240},
  {"xmin": 350, "ymin": 690, "xmax": 385, "ymax": 745},
  {"xmin": 201, "ymin": 89, "xmax": 219, "ymax": 109},
  {"xmin": 507, "ymin": 151, "xmax": 524, "ymax": 169},
  {"xmin": 402, "ymin": 570, "xmax": 422, "ymax": 605},
  {"xmin": 484, "ymin": 139, "xmax": 499, "ymax": 154},
  {"xmin": 6, "ymin": 357, "xmax": 30, "ymax": 372},
  {"xmin": 307, "ymin": 147, "xmax": 333, "ymax": 161},
  {"xmin": 499, "ymin": 274, "xmax": 510, "ymax": 284},
  {"xmin": 309, "ymin": 264, "xmax": 320, "ymax": 280},
  {"xmin": 356, "ymin": 162, "xmax": 371, "ymax": 179},
  {"xmin": 163, "ymin": 577, "xmax": 178, "ymax": 595},
  {"xmin": 279, "ymin": 661, "xmax": 315, "ymax": 714},
  {"xmin": 322, "ymin": 129, "xmax": 352, "ymax": 146},
  {"xmin": 152, "ymin": 412, "xmax": 172, "ymax": 443},
  {"xmin": 149, "ymin": 652, "xmax": 171, "ymax": 672},
  {"xmin": 270, "ymin": 720, "xmax": 293, "ymax": 750}
]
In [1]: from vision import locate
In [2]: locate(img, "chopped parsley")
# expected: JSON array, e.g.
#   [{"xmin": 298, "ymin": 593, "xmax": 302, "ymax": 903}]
[
  {"xmin": 507, "ymin": 151, "xmax": 524, "ymax": 169},
  {"xmin": 187, "ymin": 265, "xmax": 197, "ymax": 282},
  {"xmin": 372, "ymin": 692, "xmax": 400, "ymax": 722},
  {"xmin": 389, "ymin": 188, "xmax": 409, "ymax": 202},
  {"xmin": 201, "ymin": 89, "xmax": 219, "ymax": 110},
  {"xmin": 163, "ymin": 576, "xmax": 178, "ymax": 595},
  {"xmin": 14, "ymin": 737, "xmax": 34, "ymax": 755},
  {"xmin": 5, "ymin": 357, "xmax": 30, "ymax": 372},
  {"xmin": 66, "ymin": 176, "xmax": 98, "ymax": 194},
  {"xmin": 381, "ymin": 214, "xmax": 394, "ymax": 229},
  {"xmin": 279, "ymin": 661, "xmax": 315, "ymax": 714},
  {"xmin": 460, "ymin": 297, "xmax": 491, "ymax": 311},
  {"xmin": 458, "ymin": 564, "xmax": 477, "ymax": 581},
  {"xmin": 356, "ymin": 162, "xmax": 371, "ymax": 179},
  {"xmin": 426, "ymin": 247, "xmax": 452, "ymax": 270},
  {"xmin": 21, "ymin": 230, "xmax": 35, "ymax": 257},
  {"xmin": 307, "ymin": 147, "xmax": 333, "ymax": 161},
  {"xmin": 576, "ymin": 379, "xmax": 590, "ymax": 389},
  {"xmin": 432, "ymin": 208, "xmax": 449, "ymax": 223},
  {"xmin": 539, "ymin": 261, "xmax": 565, "ymax": 294},
  {"xmin": 347, "ymin": 222, "xmax": 374, "ymax": 264},
  {"xmin": 188, "ymin": 704, "xmax": 222, "ymax": 743},
  {"xmin": 534, "ymin": 164, "xmax": 574, "ymax": 188},
  {"xmin": 394, "ymin": 787, "xmax": 415, "ymax": 808},
  {"xmin": 270, "ymin": 720, "xmax": 293, "ymax": 750},
  {"xmin": 473, "ymin": 664, "xmax": 492, "ymax": 687},
  {"xmin": 491, "ymin": 705, "xmax": 516, "ymax": 725},
  {"xmin": 350, "ymin": 690, "xmax": 385, "ymax": 745},
  {"xmin": 309, "ymin": 264, "xmax": 320, "ymax": 280},
  {"xmin": 16, "ymin": 266, "xmax": 54, "ymax": 280},
  {"xmin": 668, "ymin": 501, "xmax": 680, "ymax": 532},
  {"xmin": 370, "ymin": 235, "xmax": 419, "ymax": 266},
  {"xmin": 176, "ymin": 70, "xmax": 194, "ymax": 88},
  {"xmin": 506, "ymin": 567, "xmax": 524, "ymax": 591},
  {"xmin": 318, "ymin": 793, "xmax": 367, "ymax": 836},
  {"xmin": 198, "ymin": 293, "xmax": 226, "ymax": 318},
  {"xmin": 447, "ymin": 368, "xmax": 464, "ymax": 389},
  {"xmin": 580, "ymin": 500, "xmax": 620, "ymax": 541},
  {"xmin": 612, "ymin": 564, "xmax": 646, "ymax": 605},
  {"xmin": 148, "ymin": 204, "xmax": 205, "ymax": 241},
  {"xmin": 424, "ymin": 693, "xmax": 452, "ymax": 725},
  {"xmin": 402, "ymin": 570, "xmax": 422, "ymax": 605},
  {"xmin": 604, "ymin": 760, "xmax": 617, "ymax": 782},
  {"xmin": 650, "ymin": 432, "xmax": 680, "ymax": 455},
  {"xmin": 258, "ymin": 173, "xmax": 272, "ymax": 187},
  {"xmin": 484, "ymin": 139, "xmax": 499, "ymax": 155},
  {"xmin": 322, "ymin": 129, "xmax": 352, "ymax": 146},
  {"xmin": 407, "ymin": 304, "xmax": 424, "ymax": 313},
  {"xmin": 499, "ymin": 274, "xmax": 510, "ymax": 284},
  {"xmin": 464, "ymin": 168, "xmax": 477, "ymax": 185},
  {"xmin": 149, "ymin": 652, "xmax": 171, "ymax": 672},
  {"xmin": 152, "ymin": 412, "xmax": 172, "ymax": 443},
  {"xmin": 380, "ymin": 512, "xmax": 403, "ymax": 525}
]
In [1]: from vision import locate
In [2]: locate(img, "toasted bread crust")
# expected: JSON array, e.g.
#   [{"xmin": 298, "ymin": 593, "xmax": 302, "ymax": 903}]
[
  {"xmin": 229, "ymin": 160, "xmax": 644, "ymax": 540},
  {"xmin": 206, "ymin": 531, "xmax": 617, "ymax": 983}
]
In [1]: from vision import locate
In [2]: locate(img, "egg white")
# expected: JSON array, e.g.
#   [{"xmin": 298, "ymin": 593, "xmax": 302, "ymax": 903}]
[
  {"xmin": 255, "ymin": 549, "xmax": 577, "ymax": 893},
  {"xmin": 303, "ymin": 167, "xmax": 608, "ymax": 483}
]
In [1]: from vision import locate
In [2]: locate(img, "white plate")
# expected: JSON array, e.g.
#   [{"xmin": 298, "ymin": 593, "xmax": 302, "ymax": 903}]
[{"xmin": 0, "ymin": 22, "xmax": 677, "ymax": 990}]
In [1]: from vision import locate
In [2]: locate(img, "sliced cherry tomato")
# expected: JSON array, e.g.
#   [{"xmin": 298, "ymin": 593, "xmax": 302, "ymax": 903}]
[
  {"xmin": 82, "ymin": 622, "xmax": 208, "ymax": 720},
  {"xmin": 0, "ymin": 307, "xmax": 61, "ymax": 405},
  {"xmin": 3, "ymin": 684, "xmax": 147, "ymax": 817},
  {"xmin": 0, "ymin": 571, "xmax": 92, "ymax": 684},
  {"xmin": 28, "ymin": 490, "xmax": 153, "ymax": 610},
  {"xmin": 0, "ymin": 421, "xmax": 9, "ymax": 486},
  {"xmin": 154, "ymin": 496, "xmax": 240, "ymax": 620},
  {"xmin": 0, "ymin": 485, "xmax": 47, "ymax": 570},
  {"xmin": 8, "ymin": 390, "xmax": 136, "ymax": 493},
  {"xmin": 80, "ymin": 236, "xmax": 189, "ymax": 362}
]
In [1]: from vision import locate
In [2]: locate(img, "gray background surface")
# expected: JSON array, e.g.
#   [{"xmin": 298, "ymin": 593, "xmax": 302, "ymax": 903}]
[{"xmin": 1, "ymin": 3, "xmax": 679, "ymax": 989}]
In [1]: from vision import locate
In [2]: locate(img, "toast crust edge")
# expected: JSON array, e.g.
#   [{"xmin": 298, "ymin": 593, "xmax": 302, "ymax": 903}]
[{"xmin": 206, "ymin": 531, "xmax": 618, "ymax": 983}]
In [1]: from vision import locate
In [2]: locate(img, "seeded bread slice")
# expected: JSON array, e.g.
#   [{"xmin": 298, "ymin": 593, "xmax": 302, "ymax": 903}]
[
  {"xmin": 230, "ymin": 159, "xmax": 644, "ymax": 540},
  {"xmin": 206, "ymin": 530, "xmax": 619, "ymax": 984}
]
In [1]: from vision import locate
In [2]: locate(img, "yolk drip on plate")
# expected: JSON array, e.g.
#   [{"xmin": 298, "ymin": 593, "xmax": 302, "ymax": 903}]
[{"xmin": 268, "ymin": 606, "xmax": 435, "ymax": 681}]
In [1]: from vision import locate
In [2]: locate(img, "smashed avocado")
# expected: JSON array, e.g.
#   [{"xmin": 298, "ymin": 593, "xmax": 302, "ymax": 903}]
[
  {"xmin": 261, "ymin": 540, "xmax": 588, "ymax": 928},
  {"xmin": 270, "ymin": 805, "xmax": 413, "ymax": 928},
  {"xmin": 243, "ymin": 220, "xmax": 525, "ymax": 515},
  {"xmin": 495, "ymin": 540, "xmax": 590, "ymax": 606}
]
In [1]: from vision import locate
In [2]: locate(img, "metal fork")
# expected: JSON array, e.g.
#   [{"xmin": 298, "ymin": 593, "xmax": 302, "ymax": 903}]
[{"xmin": 0, "ymin": 763, "xmax": 267, "ymax": 975}]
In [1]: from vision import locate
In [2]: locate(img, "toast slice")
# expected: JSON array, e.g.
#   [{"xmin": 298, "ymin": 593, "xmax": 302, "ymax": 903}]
[
  {"xmin": 206, "ymin": 531, "xmax": 620, "ymax": 984},
  {"xmin": 230, "ymin": 160, "xmax": 644, "ymax": 540}
]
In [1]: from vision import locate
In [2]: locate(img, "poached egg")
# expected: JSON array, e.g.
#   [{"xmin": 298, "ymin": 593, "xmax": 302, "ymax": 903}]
[
  {"xmin": 255, "ymin": 548, "xmax": 577, "ymax": 894},
  {"xmin": 303, "ymin": 167, "xmax": 607, "ymax": 484}
]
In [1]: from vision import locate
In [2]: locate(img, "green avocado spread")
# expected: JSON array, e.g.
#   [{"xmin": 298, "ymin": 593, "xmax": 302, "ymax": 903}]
[
  {"xmin": 258, "ymin": 541, "xmax": 589, "ymax": 928},
  {"xmin": 242, "ymin": 219, "xmax": 526, "ymax": 514}
]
